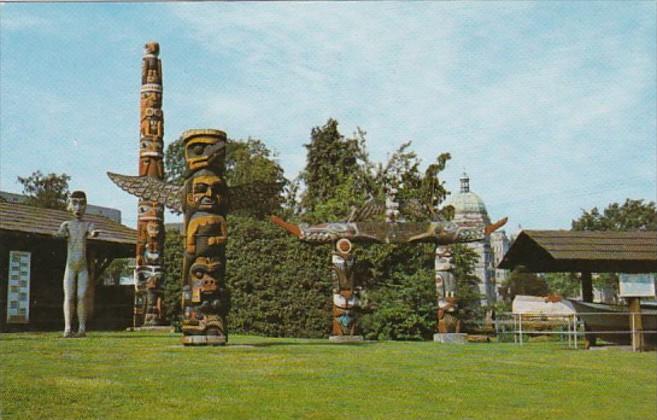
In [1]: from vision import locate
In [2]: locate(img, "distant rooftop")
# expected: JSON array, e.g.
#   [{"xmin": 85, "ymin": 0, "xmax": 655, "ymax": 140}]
[
  {"xmin": 498, "ymin": 230, "xmax": 657, "ymax": 273},
  {"xmin": 0, "ymin": 191, "xmax": 121, "ymax": 223},
  {"xmin": 0, "ymin": 201, "xmax": 135, "ymax": 245}
]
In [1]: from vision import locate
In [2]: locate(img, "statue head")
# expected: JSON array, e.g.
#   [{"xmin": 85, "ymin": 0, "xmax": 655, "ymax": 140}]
[{"xmin": 68, "ymin": 191, "xmax": 87, "ymax": 219}]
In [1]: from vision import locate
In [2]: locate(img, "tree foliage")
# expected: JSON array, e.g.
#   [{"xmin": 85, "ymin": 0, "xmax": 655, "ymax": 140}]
[
  {"xmin": 299, "ymin": 119, "xmax": 371, "ymax": 218},
  {"xmin": 501, "ymin": 265, "xmax": 549, "ymax": 301},
  {"xmin": 572, "ymin": 199, "xmax": 657, "ymax": 231},
  {"xmin": 544, "ymin": 272, "xmax": 580, "ymax": 298},
  {"xmin": 17, "ymin": 171, "xmax": 71, "ymax": 210},
  {"xmin": 162, "ymin": 228, "xmax": 185, "ymax": 327}
]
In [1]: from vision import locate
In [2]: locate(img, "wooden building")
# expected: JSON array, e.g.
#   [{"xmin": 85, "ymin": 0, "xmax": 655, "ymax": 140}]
[
  {"xmin": 0, "ymin": 202, "xmax": 136, "ymax": 332},
  {"xmin": 498, "ymin": 230, "xmax": 657, "ymax": 301}
]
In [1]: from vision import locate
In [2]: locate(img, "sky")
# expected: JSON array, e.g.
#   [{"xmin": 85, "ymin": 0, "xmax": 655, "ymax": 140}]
[{"xmin": 1, "ymin": 2, "xmax": 655, "ymax": 232}]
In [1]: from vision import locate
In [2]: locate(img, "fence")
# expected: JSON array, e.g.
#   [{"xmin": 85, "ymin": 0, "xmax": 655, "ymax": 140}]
[{"xmin": 495, "ymin": 311, "xmax": 657, "ymax": 352}]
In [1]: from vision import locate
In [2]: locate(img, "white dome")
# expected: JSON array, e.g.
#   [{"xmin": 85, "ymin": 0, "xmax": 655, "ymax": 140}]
[
  {"xmin": 443, "ymin": 172, "xmax": 490, "ymax": 225},
  {"xmin": 449, "ymin": 191, "xmax": 487, "ymax": 214}
]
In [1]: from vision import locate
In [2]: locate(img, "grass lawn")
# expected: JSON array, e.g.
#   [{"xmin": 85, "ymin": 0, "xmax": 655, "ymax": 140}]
[{"xmin": 1, "ymin": 332, "xmax": 655, "ymax": 419}]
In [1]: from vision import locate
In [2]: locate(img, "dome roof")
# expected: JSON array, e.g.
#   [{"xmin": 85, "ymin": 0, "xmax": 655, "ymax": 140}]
[
  {"xmin": 449, "ymin": 191, "xmax": 488, "ymax": 214},
  {"xmin": 443, "ymin": 172, "xmax": 490, "ymax": 224}
]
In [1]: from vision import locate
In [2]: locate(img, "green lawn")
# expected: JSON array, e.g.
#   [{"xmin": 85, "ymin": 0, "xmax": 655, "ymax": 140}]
[{"xmin": 1, "ymin": 332, "xmax": 655, "ymax": 419}]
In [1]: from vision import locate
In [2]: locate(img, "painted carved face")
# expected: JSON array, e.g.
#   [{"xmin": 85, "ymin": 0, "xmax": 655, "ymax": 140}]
[
  {"xmin": 189, "ymin": 256, "xmax": 222, "ymax": 294},
  {"xmin": 139, "ymin": 138, "xmax": 163, "ymax": 158},
  {"xmin": 141, "ymin": 91, "xmax": 161, "ymax": 108},
  {"xmin": 144, "ymin": 42, "xmax": 159, "ymax": 56},
  {"xmin": 183, "ymin": 134, "xmax": 226, "ymax": 173},
  {"xmin": 146, "ymin": 221, "xmax": 161, "ymax": 239},
  {"xmin": 68, "ymin": 197, "xmax": 87, "ymax": 219},
  {"xmin": 138, "ymin": 201, "xmax": 162, "ymax": 221},
  {"xmin": 135, "ymin": 265, "xmax": 162, "ymax": 289},
  {"xmin": 190, "ymin": 175, "xmax": 224, "ymax": 211}
]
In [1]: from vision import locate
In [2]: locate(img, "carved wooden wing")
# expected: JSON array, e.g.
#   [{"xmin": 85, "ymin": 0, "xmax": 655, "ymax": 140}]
[
  {"xmin": 107, "ymin": 172, "xmax": 183, "ymax": 212},
  {"xmin": 348, "ymin": 198, "xmax": 385, "ymax": 222}
]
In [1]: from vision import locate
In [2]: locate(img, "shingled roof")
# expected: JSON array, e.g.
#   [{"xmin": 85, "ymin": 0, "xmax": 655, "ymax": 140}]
[
  {"xmin": 498, "ymin": 230, "xmax": 657, "ymax": 273},
  {"xmin": 0, "ymin": 201, "xmax": 136, "ymax": 245}
]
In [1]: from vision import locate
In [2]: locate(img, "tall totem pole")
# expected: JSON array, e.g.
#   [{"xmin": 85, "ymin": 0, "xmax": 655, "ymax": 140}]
[
  {"xmin": 135, "ymin": 42, "xmax": 165, "ymax": 326},
  {"xmin": 109, "ymin": 128, "xmax": 230, "ymax": 345},
  {"xmin": 179, "ymin": 129, "xmax": 229, "ymax": 345}
]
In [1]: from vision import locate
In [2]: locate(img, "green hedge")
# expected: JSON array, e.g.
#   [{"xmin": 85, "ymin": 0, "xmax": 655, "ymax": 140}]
[{"xmin": 162, "ymin": 216, "xmax": 480, "ymax": 339}]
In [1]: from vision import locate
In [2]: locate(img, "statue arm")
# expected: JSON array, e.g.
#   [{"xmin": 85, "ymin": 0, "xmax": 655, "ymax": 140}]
[
  {"xmin": 55, "ymin": 221, "xmax": 69, "ymax": 238},
  {"xmin": 87, "ymin": 222, "xmax": 100, "ymax": 238}
]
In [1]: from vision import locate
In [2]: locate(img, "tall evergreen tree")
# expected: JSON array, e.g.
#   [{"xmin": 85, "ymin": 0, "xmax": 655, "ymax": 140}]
[{"xmin": 299, "ymin": 119, "xmax": 370, "ymax": 218}]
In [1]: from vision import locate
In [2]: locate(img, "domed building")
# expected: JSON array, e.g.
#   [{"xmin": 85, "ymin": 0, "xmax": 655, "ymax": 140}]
[{"xmin": 444, "ymin": 173, "xmax": 510, "ymax": 306}]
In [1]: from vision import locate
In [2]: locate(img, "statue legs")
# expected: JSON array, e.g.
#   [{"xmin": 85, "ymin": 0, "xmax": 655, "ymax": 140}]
[
  {"xmin": 76, "ymin": 269, "xmax": 90, "ymax": 336},
  {"xmin": 63, "ymin": 267, "xmax": 75, "ymax": 337},
  {"xmin": 62, "ymin": 267, "xmax": 91, "ymax": 338}
]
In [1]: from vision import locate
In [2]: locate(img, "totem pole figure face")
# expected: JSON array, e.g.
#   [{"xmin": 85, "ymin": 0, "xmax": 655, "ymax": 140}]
[
  {"xmin": 141, "ymin": 91, "xmax": 162, "ymax": 108},
  {"xmin": 186, "ymin": 173, "xmax": 224, "ymax": 213},
  {"xmin": 139, "ymin": 138, "xmax": 164, "ymax": 159},
  {"xmin": 435, "ymin": 246, "xmax": 453, "ymax": 271},
  {"xmin": 146, "ymin": 221, "xmax": 161, "ymax": 239},
  {"xmin": 189, "ymin": 256, "xmax": 223, "ymax": 301},
  {"xmin": 145, "ymin": 41, "xmax": 159, "ymax": 56},
  {"xmin": 137, "ymin": 201, "xmax": 163, "ymax": 222},
  {"xmin": 183, "ymin": 130, "xmax": 226, "ymax": 173}
]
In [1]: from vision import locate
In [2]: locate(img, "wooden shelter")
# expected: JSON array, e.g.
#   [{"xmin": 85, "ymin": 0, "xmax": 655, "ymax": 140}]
[
  {"xmin": 0, "ymin": 202, "xmax": 137, "ymax": 332},
  {"xmin": 498, "ymin": 230, "xmax": 657, "ymax": 301}
]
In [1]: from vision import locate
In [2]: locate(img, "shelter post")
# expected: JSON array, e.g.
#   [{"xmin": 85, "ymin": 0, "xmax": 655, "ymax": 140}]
[
  {"xmin": 628, "ymin": 297, "xmax": 644, "ymax": 352},
  {"xmin": 580, "ymin": 271, "xmax": 593, "ymax": 302}
]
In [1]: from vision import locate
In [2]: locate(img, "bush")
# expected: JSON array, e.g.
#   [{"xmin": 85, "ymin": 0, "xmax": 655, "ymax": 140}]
[{"xmin": 225, "ymin": 216, "xmax": 333, "ymax": 338}]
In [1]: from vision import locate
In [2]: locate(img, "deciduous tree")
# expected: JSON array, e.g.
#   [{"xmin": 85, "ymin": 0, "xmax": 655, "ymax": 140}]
[{"xmin": 17, "ymin": 171, "xmax": 71, "ymax": 210}]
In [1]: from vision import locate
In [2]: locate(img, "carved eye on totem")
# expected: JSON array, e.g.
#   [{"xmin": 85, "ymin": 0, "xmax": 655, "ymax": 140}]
[{"xmin": 192, "ymin": 144, "xmax": 206, "ymax": 156}]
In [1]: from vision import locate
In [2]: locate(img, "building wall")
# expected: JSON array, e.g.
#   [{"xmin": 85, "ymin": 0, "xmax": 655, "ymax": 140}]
[{"xmin": 0, "ymin": 231, "xmax": 134, "ymax": 332}]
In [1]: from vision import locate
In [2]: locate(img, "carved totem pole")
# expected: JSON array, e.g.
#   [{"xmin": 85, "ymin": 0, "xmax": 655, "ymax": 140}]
[
  {"xmin": 178, "ymin": 129, "xmax": 229, "ymax": 345},
  {"xmin": 109, "ymin": 129, "xmax": 230, "ymax": 345},
  {"xmin": 435, "ymin": 245, "xmax": 459, "ymax": 333},
  {"xmin": 135, "ymin": 41, "xmax": 166, "ymax": 326},
  {"xmin": 331, "ymin": 238, "xmax": 361, "ymax": 337}
]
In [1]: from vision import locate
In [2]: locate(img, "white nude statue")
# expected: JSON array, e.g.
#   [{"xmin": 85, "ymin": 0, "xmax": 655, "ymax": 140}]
[{"xmin": 56, "ymin": 191, "xmax": 99, "ymax": 338}]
